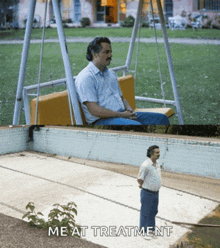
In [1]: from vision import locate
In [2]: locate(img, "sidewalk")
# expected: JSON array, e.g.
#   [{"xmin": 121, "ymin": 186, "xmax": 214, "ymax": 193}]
[
  {"xmin": 0, "ymin": 151, "xmax": 219, "ymax": 248},
  {"xmin": 0, "ymin": 37, "xmax": 220, "ymax": 45}
]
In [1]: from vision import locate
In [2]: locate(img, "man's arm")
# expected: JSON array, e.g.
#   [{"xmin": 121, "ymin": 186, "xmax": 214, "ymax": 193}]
[
  {"xmin": 137, "ymin": 178, "xmax": 144, "ymax": 189},
  {"xmin": 85, "ymin": 102, "xmax": 137, "ymax": 119},
  {"xmin": 121, "ymin": 96, "xmax": 135, "ymax": 113},
  {"xmin": 137, "ymin": 162, "xmax": 147, "ymax": 189}
]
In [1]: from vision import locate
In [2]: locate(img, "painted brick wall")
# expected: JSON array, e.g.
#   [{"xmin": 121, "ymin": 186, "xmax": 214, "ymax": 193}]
[
  {"xmin": 0, "ymin": 127, "xmax": 29, "ymax": 155},
  {"xmin": 32, "ymin": 127, "xmax": 220, "ymax": 179},
  {"xmin": 1, "ymin": 126, "xmax": 219, "ymax": 178}
]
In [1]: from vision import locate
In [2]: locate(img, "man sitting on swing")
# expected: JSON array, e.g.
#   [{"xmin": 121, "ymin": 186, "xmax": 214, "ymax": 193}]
[{"xmin": 75, "ymin": 37, "xmax": 169, "ymax": 126}]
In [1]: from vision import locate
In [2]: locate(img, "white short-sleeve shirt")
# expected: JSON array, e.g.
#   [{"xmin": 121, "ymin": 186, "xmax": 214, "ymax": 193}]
[
  {"xmin": 137, "ymin": 158, "xmax": 161, "ymax": 192},
  {"xmin": 75, "ymin": 62, "xmax": 125, "ymax": 124}
]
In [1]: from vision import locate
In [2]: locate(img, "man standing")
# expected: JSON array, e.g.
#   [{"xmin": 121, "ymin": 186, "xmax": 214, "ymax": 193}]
[
  {"xmin": 137, "ymin": 145, "xmax": 161, "ymax": 234},
  {"xmin": 75, "ymin": 37, "xmax": 169, "ymax": 125}
]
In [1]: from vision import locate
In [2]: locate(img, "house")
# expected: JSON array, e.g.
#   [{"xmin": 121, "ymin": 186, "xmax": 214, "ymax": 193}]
[
  {"xmin": 0, "ymin": 0, "xmax": 19, "ymax": 29},
  {"xmin": 172, "ymin": 0, "xmax": 220, "ymax": 27},
  {"xmin": 1, "ymin": 0, "xmax": 219, "ymax": 29}
]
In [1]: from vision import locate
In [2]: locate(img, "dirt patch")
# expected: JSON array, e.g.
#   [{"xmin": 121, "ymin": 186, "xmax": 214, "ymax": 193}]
[
  {"xmin": 170, "ymin": 204, "xmax": 220, "ymax": 248},
  {"xmin": 0, "ymin": 213, "xmax": 106, "ymax": 248}
]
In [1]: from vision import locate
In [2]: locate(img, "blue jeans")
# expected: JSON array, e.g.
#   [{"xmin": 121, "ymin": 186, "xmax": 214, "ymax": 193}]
[
  {"xmin": 94, "ymin": 112, "xmax": 169, "ymax": 125},
  {"xmin": 139, "ymin": 189, "xmax": 159, "ymax": 232}
]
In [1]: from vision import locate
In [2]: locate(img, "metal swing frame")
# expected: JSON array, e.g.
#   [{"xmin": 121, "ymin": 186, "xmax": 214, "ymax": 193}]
[
  {"xmin": 126, "ymin": 0, "xmax": 183, "ymax": 124},
  {"xmin": 13, "ymin": 0, "xmax": 184, "ymax": 126}
]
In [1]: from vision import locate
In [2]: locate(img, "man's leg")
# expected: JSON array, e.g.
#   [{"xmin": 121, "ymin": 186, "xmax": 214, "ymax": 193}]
[
  {"xmin": 136, "ymin": 112, "xmax": 169, "ymax": 125},
  {"xmin": 148, "ymin": 192, "xmax": 159, "ymax": 232},
  {"xmin": 139, "ymin": 189, "xmax": 155, "ymax": 233},
  {"xmin": 94, "ymin": 117, "xmax": 142, "ymax": 125}
]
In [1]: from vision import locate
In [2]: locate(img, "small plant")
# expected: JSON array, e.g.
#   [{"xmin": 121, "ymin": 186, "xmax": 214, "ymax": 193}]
[
  {"xmin": 204, "ymin": 19, "xmax": 212, "ymax": 29},
  {"xmin": 22, "ymin": 201, "xmax": 80, "ymax": 236},
  {"xmin": 212, "ymin": 14, "xmax": 220, "ymax": 29},
  {"xmin": 121, "ymin": 15, "xmax": 135, "ymax": 27},
  {"xmin": 49, "ymin": 16, "xmax": 56, "ymax": 24},
  {"xmin": 80, "ymin": 17, "xmax": 91, "ymax": 27},
  {"xmin": 66, "ymin": 18, "xmax": 73, "ymax": 24},
  {"xmin": 181, "ymin": 10, "xmax": 187, "ymax": 18},
  {"xmin": 141, "ymin": 22, "xmax": 149, "ymax": 28}
]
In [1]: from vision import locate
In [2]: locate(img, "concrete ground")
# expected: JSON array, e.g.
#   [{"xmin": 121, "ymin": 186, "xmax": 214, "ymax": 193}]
[{"xmin": 0, "ymin": 151, "xmax": 219, "ymax": 248}]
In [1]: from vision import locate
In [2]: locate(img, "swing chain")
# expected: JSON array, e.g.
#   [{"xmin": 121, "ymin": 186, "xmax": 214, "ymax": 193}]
[
  {"xmin": 34, "ymin": 0, "xmax": 74, "ymax": 125},
  {"xmin": 149, "ymin": 0, "xmax": 166, "ymax": 107},
  {"xmin": 34, "ymin": 0, "xmax": 48, "ymax": 125}
]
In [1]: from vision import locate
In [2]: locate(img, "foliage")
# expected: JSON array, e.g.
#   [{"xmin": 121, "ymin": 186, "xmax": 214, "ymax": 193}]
[
  {"xmin": 187, "ymin": 204, "xmax": 220, "ymax": 248},
  {"xmin": 22, "ymin": 201, "xmax": 80, "ymax": 236},
  {"xmin": 204, "ymin": 20, "xmax": 212, "ymax": 29},
  {"xmin": 166, "ymin": 126, "xmax": 220, "ymax": 137},
  {"xmin": 141, "ymin": 22, "xmax": 149, "ymax": 28},
  {"xmin": 187, "ymin": 13, "xmax": 216, "ymax": 29},
  {"xmin": 23, "ymin": 17, "xmax": 38, "ymax": 29},
  {"xmin": 49, "ymin": 17, "xmax": 56, "ymax": 24},
  {"xmin": 63, "ymin": 18, "xmax": 73, "ymax": 24},
  {"xmin": 85, "ymin": 125, "xmax": 220, "ymax": 138},
  {"xmin": 80, "ymin": 17, "xmax": 91, "ymax": 27},
  {"xmin": 170, "ymin": 204, "xmax": 220, "ymax": 247},
  {"xmin": 180, "ymin": 10, "xmax": 187, "ymax": 18},
  {"xmin": 121, "ymin": 15, "xmax": 135, "ymax": 27},
  {"xmin": 212, "ymin": 14, "xmax": 220, "ymax": 29}
]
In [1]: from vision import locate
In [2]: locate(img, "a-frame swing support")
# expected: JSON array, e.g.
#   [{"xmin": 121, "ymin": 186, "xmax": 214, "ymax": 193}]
[
  {"xmin": 13, "ymin": 0, "xmax": 183, "ymax": 125},
  {"xmin": 13, "ymin": 0, "xmax": 83, "ymax": 125},
  {"xmin": 126, "ymin": 0, "xmax": 184, "ymax": 125}
]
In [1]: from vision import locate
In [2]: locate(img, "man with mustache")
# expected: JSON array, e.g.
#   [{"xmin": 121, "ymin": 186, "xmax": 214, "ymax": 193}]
[
  {"xmin": 75, "ymin": 37, "xmax": 169, "ymax": 125},
  {"xmin": 137, "ymin": 145, "xmax": 161, "ymax": 235}
]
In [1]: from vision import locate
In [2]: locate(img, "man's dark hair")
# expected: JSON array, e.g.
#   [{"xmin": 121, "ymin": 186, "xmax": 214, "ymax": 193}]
[
  {"xmin": 147, "ymin": 145, "xmax": 159, "ymax": 158},
  {"xmin": 86, "ymin": 37, "xmax": 111, "ymax": 61}
]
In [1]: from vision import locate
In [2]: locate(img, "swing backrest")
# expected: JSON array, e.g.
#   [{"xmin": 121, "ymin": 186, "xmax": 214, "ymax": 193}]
[
  {"xmin": 30, "ymin": 91, "xmax": 86, "ymax": 125},
  {"xmin": 118, "ymin": 74, "xmax": 174, "ymax": 118},
  {"xmin": 118, "ymin": 74, "xmax": 136, "ymax": 110}
]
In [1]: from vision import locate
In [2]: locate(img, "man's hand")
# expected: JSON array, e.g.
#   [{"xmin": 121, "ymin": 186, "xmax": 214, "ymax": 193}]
[
  {"xmin": 137, "ymin": 178, "xmax": 143, "ymax": 189},
  {"xmin": 85, "ymin": 102, "xmax": 120, "ymax": 118},
  {"xmin": 121, "ymin": 97, "xmax": 135, "ymax": 113},
  {"xmin": 120, "ymin": 110, "xmax": 137, "ymax": 120},
  {"xmin": 125, "ymin": 105, "xmax": 134, "ymax": 112},
  {"xmin": 85, "ymin": 102, "xmax": 137, "ymax": 119}
]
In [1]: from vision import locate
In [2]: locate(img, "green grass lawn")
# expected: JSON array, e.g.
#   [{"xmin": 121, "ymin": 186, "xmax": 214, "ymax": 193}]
[
  {"xmin": 173, "ymin": 204, "xmax": 220, "ymax": 248},
  {"xmin": 0, "ymin": 39, "xmax": 220, "ymax": 125},
  {"xmin": 186, "ymin": 204, "xmax": 220, "ymax": 248},
  {"xmin": 0, "ymin": 27, "xmax": 220, "ymax": 40}
]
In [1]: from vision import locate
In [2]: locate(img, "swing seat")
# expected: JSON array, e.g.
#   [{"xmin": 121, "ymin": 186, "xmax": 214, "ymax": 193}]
[
  {"xmin": 30, "ymin": 74, "xmax": 174, "ymax": 125},
  {"xmin": 118, "ymin": 74, "xmax": 174, "ymax": 118},
  {"xmin": 30, "ymin": 91, "xmax": 86, "ymax": 125}
]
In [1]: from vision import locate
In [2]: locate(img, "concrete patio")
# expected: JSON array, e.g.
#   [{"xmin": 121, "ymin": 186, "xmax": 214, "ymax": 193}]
[{"xmin": 0, "ymin": 151, "xmax": 219, "ymax": 248}]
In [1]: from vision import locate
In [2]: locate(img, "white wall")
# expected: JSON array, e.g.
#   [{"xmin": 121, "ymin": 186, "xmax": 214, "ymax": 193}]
[
  {"xmin": 126, "ymin": 1, "xmax": 138, "ymax": 19},
  {"xmin": 18, "ymin": 0, "xmax": 50, "ymax": 28},
  {"xmin": 0, "ymin": 127, "xmax": 29, "ymax": 155},
  {"xmin": 1, "ymin": 126, "xmax": 219, "ymax": 179},
  {"xmin": 32, "ymin": 127, "xmax": 220, "ymax": 179},
  {"xmin": 81, "ymin": 0, "xmax": 94, "ymax": 23}
]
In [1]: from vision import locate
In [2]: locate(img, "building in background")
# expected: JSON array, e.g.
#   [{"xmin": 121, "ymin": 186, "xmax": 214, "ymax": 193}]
[
  {"xmin": 0, "ymin": 0, "xmax": 219, "ymax": 29},
  {"xmin": 0, "ymin": 0, "xmax": 19, "ymax": 29},
  {"xmin": 173, "ymin": 0, "xmax": 220, "ymax": 21}
]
